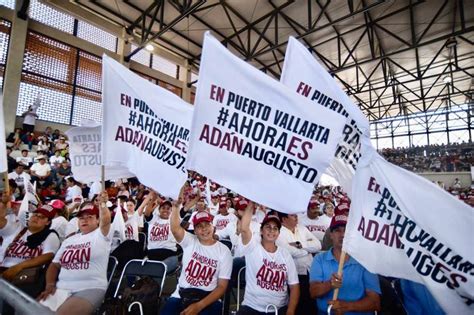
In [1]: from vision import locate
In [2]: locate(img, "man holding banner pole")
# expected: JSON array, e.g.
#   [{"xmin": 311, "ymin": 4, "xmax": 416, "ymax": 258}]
[{"xmin": 309, "ymin": 212, "xmax": 381, "ymax": 315}]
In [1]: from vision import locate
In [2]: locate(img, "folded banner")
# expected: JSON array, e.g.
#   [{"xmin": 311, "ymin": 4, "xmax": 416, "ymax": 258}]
[
  {"xmin": 186, "ymin": 32, "xmax": 345, "ymax": 214},
  {"xmin": 280, "ymin": 37, "xmax": 370, "ymax": 196},
  {"xmin": 65, "ymin": 124, "xmax": 134, "ymax": 184},
  {"xmin": 102, "ymin": 55, "xmax": 193, "ymax": 199},
  {"xmin": 344, "ymin": 147, "xmax": 474, "ymax": 313}
]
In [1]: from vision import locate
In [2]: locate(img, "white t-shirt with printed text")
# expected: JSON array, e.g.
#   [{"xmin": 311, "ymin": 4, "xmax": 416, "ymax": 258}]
[
  {"xmin": 299, "ymin": 214, "xmax": 331, "ymax": 242},
  {"xmin": 1, "ymin": 225, "xmax": 60, "ymax": 268},
  {"xmin": 240, "ymin": 235, "xmax": 299, "ymax": 312},
  {"xmin": 53, "ymin": 228, "xmax": 111, "ymax": 292},
  {"xmin": 213, "ymin": 213, "xmax": 238, "ymax": 231},
  {"xmin": 147, "ymin": 215, "xmax": 176, "ymax": 251},
  {"xmin": 171, "ymin": 232, "xmax": 232, "ymax": 297}
]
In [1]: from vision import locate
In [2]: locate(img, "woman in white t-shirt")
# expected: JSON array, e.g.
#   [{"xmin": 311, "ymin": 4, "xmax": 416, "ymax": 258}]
[
  {"xmin": 49, "ymin": 199, "xmax": 69, "ymax": 241},
  {"xmin": 38, "ymin": 193, "xmax": 112, "ymax": 315},
  {"xmin": 238, "ymin": 204, "xmax": 300, "ymax": 315},
  {"xmin": 161, "ymin": 188, "xmax": 233, "ymax": 315},
  {"xmin": 0, "ymin": 201, "xmax": 61, "ymax": 305},
  {"xmin": 65, "ymin": 177, "xmax": 82, "ymax": 203}
]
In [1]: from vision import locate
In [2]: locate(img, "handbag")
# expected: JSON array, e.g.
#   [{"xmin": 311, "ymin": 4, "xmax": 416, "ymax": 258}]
[
  {"xmin": 11, "ymin": 266, "xmax": 42, "ymax": 286},
  {"xmin": 179, "ymin": 288, "xmax": 211, "ymax": 309}
]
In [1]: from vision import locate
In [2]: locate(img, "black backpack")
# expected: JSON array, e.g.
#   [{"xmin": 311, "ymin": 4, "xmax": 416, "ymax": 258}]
[{"xmin": 98, "ymin": 276, "xmax": 160, "ymax": 315}]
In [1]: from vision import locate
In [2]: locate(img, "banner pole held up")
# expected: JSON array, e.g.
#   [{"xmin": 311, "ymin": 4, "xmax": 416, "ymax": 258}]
[
  {"xmin": 101, "ymin": 165, "xmax": 105, "ymax": 191},
  {"xmin": 332, "ymin": 250, "xmax": 346, "ymax": 301}
]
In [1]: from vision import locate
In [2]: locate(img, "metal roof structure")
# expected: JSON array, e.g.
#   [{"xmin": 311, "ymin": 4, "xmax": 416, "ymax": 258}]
[{"xmin": 45, "ymin": 0, "xmax": 473, "ymax": 121}]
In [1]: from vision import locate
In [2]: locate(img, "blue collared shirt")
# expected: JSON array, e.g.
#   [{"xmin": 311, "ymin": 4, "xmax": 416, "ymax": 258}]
[{"xmin": 310, "ymin": 249, "xmax": 381, "ymax": 315}]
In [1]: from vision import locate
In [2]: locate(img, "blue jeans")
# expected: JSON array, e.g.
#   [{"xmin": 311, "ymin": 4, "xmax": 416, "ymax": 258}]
[{"xmin": 161, "ymin": 297, "xmax": 222, "ymax": 315}]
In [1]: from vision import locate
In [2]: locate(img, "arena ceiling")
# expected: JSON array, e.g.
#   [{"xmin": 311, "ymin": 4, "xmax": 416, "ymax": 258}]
[{"xmin": 44, "ymin": 0, "xmax": 473, "ymax": 121}]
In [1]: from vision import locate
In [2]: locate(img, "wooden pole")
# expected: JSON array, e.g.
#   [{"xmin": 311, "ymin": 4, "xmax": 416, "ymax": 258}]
[
  {"xmin": 332, "ymin": 250, "xmax": 346, "ymax": 300},
  {"xmin": 101, "ymin": 165, "xmax": 105, "ymax": 191},
  {"xmin": 3, "ymin": 172, "xmax": 9, "ymax": 195}
]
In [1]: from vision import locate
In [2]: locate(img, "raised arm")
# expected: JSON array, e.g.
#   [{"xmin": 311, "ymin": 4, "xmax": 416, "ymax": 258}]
[
  {"xmin": 98, "ymin": 191, "xmax": 111, "ymax": 236},
  {"xmin": 0, "ymin": 192, "xmax": 10, "ymax": 229},
  {"xmin": 170, "ymin": 185, "xmax": 185, "ymax": 242},
  {"xmin": 240, "ymin": 202, "xmax": 254, "ymax": 246}
]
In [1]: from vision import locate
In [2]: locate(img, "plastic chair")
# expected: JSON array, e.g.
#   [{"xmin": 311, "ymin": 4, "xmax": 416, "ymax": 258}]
[
  {"xmin": 128, "ymin": 301, "xmax": 143, "ymax": 315},
  {"xmin": 219, "ymin": 239, "xmax": 233, "ymax": 251},
  {"xmin": 113, "ymin": 259, "xmax": 168, "ymax": 299},
  {"xmin": 138, "ymin": 232, "xmax": 147, "ymax": 253},
  {"xmin": 266, "ymin": 304, "xmax": 278, "ymax": 314},
  {"xmin": 107, "ymin": 255, "xmax": 118, "ymax": 285},
  {"xmin": 236, "ymin": 266, "xmax": 246, "ymax": 311}
]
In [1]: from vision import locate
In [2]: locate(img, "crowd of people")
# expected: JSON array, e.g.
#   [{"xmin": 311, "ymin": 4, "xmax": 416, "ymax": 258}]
[
  {"xmin": 380, "ymin": 142, "xmax": 473, "ymax": 173},
  {"xmin": 1, "ymin": 122, "xmax": 471, "ymax": 315}
]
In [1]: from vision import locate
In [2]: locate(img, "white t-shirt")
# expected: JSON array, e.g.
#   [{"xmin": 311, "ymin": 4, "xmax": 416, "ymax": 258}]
[
  {"xmin": 64, "ymin": 217, "xmax": 79, "ymax": 237},
  {"xmin": 16, "ymin": 156, "xmax": 33, "ymax": 166},
  {"xmin": 54, "ymin": 228, "xmax": 111, "ymax": 292},
  {"xmin": 88, "ymin": 181, "xmax": 101, "ymax": 200},
  {"xmin": 213, "ymin": 213, "xmax": 237, "ymax": 231},
  {"xmin": 209, "ymin": 203, "xmax": 219, "ymax": 216},
  {"xmin": 299, "ymin": 214, "xmax": 331, "ymax": 242},
  {"xmin": 65, "ymin": 185, "xmax": 82, "ymax": 203},
  {"xmin": 147, "ymin": 215, "xmax": 176, "ymax": 251},
  {"xmin": 51, "ymin": 216, "xmax": 69, "ymax": 241},
  {"xmin": 171, "ymin": 232, "xmax": 232, "ymax": 297},
  {"xmin": 30, "ymin": 162, "xmax": 51, "ymax": 177},
  {"xmin": 124, "ymin": 213, "xmax": 140, "ymax": 242},
  {"xmin": 8, "ymin": 171, "xmax": 31, "ymax": 187},
  {"xmin": 276, "ymin": 225, "xmax": 321, "ymax": 275},
  {"xmin": 1, "ymin": 226, "xmax": 60, "ymax": 268},
  {"xmin": 216, "ymin": 220, "xmax": 261, "ymax": 257},
  {"xmin": 0, "ymin": 214, "xmax": 20, "ymax": 262},
  {"xmin": 50, "ymin": 155, "xmax": 65, "ymax": 166},
  {"xmin": 23, "ymin": 111, "xmax": 36, "ymax": 125},
  {"xmin": 240, "ymin": 236, "xmax": 299, "ymax": 312},
  {"xmin": 252, "ymin": 209, "xmax": 266, "ymax": 224}
]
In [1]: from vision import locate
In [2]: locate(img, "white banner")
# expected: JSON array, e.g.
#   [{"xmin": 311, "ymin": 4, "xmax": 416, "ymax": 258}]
[
  {"xmin": 186, "ymin": 32, "xmax": 345, "ymax": 214},
  {"xmin": 0, "ymin": 93, "xmax": 7, "ymax": 173},
  {"xmin": 102, "ymin": 55, "xmax": 193, "ymax": 199},
  {"xmin": 280, "ymin": 37, "xmax": 371, "ymax": 196},
  {"xmin": 65, "ymin": 124, "xmax": 134, "ymax": 184},
  {"xmin": 344, "ymin": 148, "xmax": 474, "ymax": 314}
]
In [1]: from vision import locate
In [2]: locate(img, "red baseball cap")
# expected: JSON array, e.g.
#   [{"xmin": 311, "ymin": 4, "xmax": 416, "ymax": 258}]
[
  {"xmin": 35, "ymin": 204, "xmax": 57, "ymax": 220},
  {"xmin": 219, "ymin": 201, "xmax": 227, "ymax": 208},
  {"xmin": 234, "ymin": 199, "xmax": 249, "ymax": 211},
  {"xmin": 335, "ymin": 202, "xmax": 350, "ymax": 214},
  {"xmin": 260, "ymin": 214, "xmax": 281, "ymax": 229},
  {"xmin": 329, "ymin": 213, "xmax": 348, "ymax": 231},
  {"xmin": 308, "ymin": 200, "xmax": 319, "ymax": 209},
  {"xmin": 77, "ymin": 204, "xmax": 99, "ymax": 217},
  {"xmin": 50, "ymin": 199, "xmax": 65, "ymax": 210},
  {"xmin": 192, "ymin": 211, "xmax": 213, "ymax": 226}
]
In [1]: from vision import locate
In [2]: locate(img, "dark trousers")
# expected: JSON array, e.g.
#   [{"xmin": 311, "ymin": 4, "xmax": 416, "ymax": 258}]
[
  {"xmin": 298, "ymin": 274, "xmax": 316, "ymax": 315},
  {"xmin": 161, "ymin": 297, "xmax": 222, "ymax": 315}
]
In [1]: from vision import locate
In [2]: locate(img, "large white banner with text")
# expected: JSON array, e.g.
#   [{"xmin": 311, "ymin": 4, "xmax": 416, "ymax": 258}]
[
  {"xmin": 102, "ymin": 55, "xmax": 193, "ymax": 199},
  {"xmin": 281, "ymin": 37, "xmax": 371, "ymax": 196},
  {"xmin": 344, "ymin": 148, "xmax": 474, "ymax": 314},
  {"xmin": 186, "ymin": 32, "xmax": 345, "ymax": 214},
  {"xmin": 66, "ymin": 124, "xmax": 133, "ymax": 183}
]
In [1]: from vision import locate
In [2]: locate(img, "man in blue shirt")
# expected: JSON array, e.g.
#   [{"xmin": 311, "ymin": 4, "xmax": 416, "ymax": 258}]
[{"xmin": 309, "ymin": 212, "xmax": 381, "ymax": 314}]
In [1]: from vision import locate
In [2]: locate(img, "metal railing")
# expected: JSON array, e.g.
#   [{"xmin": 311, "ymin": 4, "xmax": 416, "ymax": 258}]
[{"xmin": 0, "ymin": 279, "xmax": 54, "ymax": 315}]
